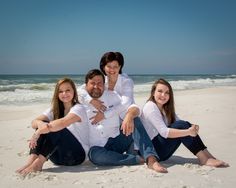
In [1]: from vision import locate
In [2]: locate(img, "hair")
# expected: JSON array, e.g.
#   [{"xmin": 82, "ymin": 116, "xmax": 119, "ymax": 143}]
[
  {"xmin": 85, "ymin": 69, "xmax": 105, "ymax": 84},
  {"xmin": 51, "ymin": 77, "xmax": 79, "ymax": 120},
  {"xmin": 147, "ymin": 78, "xmax": 176, "ymax": 125},
  {"xmin": 99, "ymin": 51, "xmax": 124, "ymax": 75}
]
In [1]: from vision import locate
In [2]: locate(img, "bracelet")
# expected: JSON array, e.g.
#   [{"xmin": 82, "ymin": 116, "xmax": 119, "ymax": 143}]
[{"xmin": 46, "ymin": 123, "xmax": 51, "ymax": 132}]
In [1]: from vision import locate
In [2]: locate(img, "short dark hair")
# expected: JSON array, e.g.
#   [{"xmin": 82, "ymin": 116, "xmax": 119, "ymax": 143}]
[
  {"xmin": 100, "ymin": 51, "xmax": 124, "ymax": 75},
  {"xmin": 85, "ymin": 69, "xmax": 105, "ymax": 84}
]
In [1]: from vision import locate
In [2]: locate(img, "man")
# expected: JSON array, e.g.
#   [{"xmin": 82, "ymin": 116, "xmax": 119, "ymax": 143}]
[{"xmin": 81, "ymin": 69, "xmax": 167, "ymax": 173}]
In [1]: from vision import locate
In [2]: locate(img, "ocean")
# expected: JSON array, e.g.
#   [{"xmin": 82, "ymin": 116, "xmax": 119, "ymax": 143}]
[{"xmin": 0, "ymin": 74, "xmax": 236, "ymax": 105}]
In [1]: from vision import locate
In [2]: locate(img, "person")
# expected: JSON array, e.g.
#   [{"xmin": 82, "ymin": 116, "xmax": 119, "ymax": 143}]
[
  {"xmin": 82, "ymin": 69, "xmax": 167, "ymax": 173},
  {"xmin": 140, "ymin": 78, "xmax": 229, "ymax": 168},
  {"xmin": 79, "ymin": 51, "xmax": 134, "ymax": 117},
  {"xmin": 16, "ymin": 78, "xmax": 89, "ymax": 176}
]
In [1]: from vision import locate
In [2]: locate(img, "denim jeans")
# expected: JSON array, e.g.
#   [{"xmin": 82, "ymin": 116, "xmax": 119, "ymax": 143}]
[
  {"xmin": 152, "ymin": 120, "xmax": 207, "ymax": 161},
  {"xmin": 88, "ymin": 117, "xmax": 159, "ymax": 166}
]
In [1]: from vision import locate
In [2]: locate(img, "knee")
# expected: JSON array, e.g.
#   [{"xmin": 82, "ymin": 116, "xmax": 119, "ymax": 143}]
[
  {"xmin": 134, "ymin": 117, "xmax": 141, "ymax": 126},
  {"xmin": 88, "ymin": 146, "xmax": 105, "ymax": 165},
  {"xmin": 173, "ymin": 120, "xmax": 191, "ymax": 129}
]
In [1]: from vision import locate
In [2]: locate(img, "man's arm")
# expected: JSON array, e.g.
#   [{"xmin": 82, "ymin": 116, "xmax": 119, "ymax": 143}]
[{"xmin": 120, "ymin": 105, "xmax": 140, "ymax": 136}]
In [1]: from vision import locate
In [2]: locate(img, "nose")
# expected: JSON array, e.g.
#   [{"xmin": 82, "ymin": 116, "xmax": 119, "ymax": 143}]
[{"xmin": 161, "ymin": 92, "xmax": 166, "ymax": 97}]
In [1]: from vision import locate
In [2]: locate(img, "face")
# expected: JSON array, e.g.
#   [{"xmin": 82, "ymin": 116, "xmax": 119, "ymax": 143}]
[
  {"xmin": 104, "ymin": 60, "xmax": 121, "ymax": 77},
  {"xmin": 86, "ymin": 75, "xmax": 104, "ymax": 98},
  {"xmin": 58, "ymin": 82, "xmax": 74, "ymax": 104},
  {"xmin": 154, "ymin": 83, "xmax": 170, "ymax": 108}
]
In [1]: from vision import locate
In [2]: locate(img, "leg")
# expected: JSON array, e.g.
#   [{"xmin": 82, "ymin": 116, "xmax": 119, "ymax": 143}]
[
  {"xmin": 89, "ymin": 146, "xmax": 141, "ymax": 166},
  {"xmin": 152, "ymin": 134, "xmax": 182, "ymax": 161},
  {"xmin": 16, "ymin": 154, "xmax": 38, "ymax": 173},
  {"xmin": 16, "ymin": 133, "xmax": 48, "ymax": 174},
  {"xmin": 170, "ymin": 121, "xmax": 229, "ymax": 167},
  {"xmin": 133, "ymin": 117, "xmax": 167, "ymax": 173},
  {"xmin": 49, "ymin": 128, "xmax": 86, "ymax": 166},
  {"xmin": 89, "ymin": 133, "xmax": 142, "ymax": 166},
  {"xmin": 20, "ymin": 154, "xmax": 47, "ymax": 176},
  {"xmin": 196, "ymin": 150, "xmax": 229, "ymax": 167}
]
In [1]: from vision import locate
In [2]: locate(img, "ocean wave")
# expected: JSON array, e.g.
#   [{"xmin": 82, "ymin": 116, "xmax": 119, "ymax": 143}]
[
  {"xmin": 134, "ymin": 77, "xmax": 236, "ymax": 94},
  {"xmin": 0, "ymin": 83, "xmax": 54, "ymax": 92},
  {"xmin": 0, "ymin": 90, "xmax": 52, "ymax": 105},
  {"xmin": 1, "ymin": 75, "xmax": 236, "ymax": 105}
]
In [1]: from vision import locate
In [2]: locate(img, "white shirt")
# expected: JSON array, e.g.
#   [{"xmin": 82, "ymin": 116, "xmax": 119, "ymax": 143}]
[
  {"xmin": 78, "ymin": 73, "xmax": 135, "ymax": 119},
  {"xmin": 140, "ymin": 101, "xmax": 170, "ymax": 139},
  {"xmin": 43, "ymin": 104, "xmax": 90, "ymax": 154},
  {"xmin": 84, "ymin": 90, "xmax": 132, "ymax": 147}
]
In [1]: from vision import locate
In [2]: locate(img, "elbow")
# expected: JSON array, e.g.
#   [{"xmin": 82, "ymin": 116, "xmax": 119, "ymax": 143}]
[{"xmin": 159, "ymin": 130, "xmax": 169, "ymax": 139}]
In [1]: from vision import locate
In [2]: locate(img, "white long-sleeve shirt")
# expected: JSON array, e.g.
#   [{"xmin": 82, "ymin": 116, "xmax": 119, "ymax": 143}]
[
  {"xmin": 140, "ymin": 101, "xmax": 171, "ymax": 139},
  {"xmin": 78, "ymin": 73, "xmax": 135, "ymax": 119}
]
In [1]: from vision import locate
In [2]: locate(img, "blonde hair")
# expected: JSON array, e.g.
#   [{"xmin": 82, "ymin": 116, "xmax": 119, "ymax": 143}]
[{"xmin": 51, "ymin": 78, "xmax": 79, "ymax": 119}]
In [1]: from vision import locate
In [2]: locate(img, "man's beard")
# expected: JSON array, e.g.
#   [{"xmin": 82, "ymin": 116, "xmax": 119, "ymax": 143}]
[{"xmin": 89, "ymin": 88, "xmax": 103, "ymax": 98}]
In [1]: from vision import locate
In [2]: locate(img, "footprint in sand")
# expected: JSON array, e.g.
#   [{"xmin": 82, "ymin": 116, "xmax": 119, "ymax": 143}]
[
  {"xmin": 17, "ymin": 150, "xmax": 29, "ymax": 157},
  {"xmin": 184, "ymin": 163, "xmax": 214, "ymax": 175}
]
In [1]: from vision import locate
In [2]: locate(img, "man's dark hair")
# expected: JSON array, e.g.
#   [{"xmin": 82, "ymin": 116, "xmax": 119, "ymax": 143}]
[{"xmin": 85, "ymin": 69, "xmax": 105, "ymax": 84}]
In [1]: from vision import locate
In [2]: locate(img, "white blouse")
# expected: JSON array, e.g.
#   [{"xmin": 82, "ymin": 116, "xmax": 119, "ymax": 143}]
[
  {"xmin": 140, "ymin": 101, "xmax": 170, "ymax": 139},
  {"xmin": 43, "ymin": 104, "xmax": 90, "ymax": 154}
]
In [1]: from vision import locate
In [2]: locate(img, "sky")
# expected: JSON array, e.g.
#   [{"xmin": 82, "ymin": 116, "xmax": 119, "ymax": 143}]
[{"xmin": 0, "ymin": 0, "xmax": 236, "ymax": 75}]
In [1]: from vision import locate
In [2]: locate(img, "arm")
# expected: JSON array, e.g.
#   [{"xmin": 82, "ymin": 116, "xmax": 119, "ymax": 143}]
[
  {"xmin": 103, "ymin": 76, "xmax": 134, "ymax": 119},
  {"xmin": 120, "ymin": 105, "xmax": 140, "ymax": 136},
  {"xmin": 145, "ymin": 104, "xmax": 198, "ymax": 138},
  {"xmin": 168, "ymin": 125, "xmax": 199, "ymax": 138},
  {"xmin": 36, "ymin": 112, "xmax": 82, "ymax": 135},
  {"xmin": 119, "ymin": 77, "xmax": 134, "ymax": 109},
  {"xmin": 29, "ymin": 112, "xmax": 82, "ymax": 149},
  {"xmin": 31, "ymin": 114, "xmax": 49, "ymax": 129}
]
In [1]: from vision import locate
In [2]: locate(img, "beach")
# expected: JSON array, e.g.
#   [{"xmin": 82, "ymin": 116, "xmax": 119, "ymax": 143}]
[{"xmin": 0, "ymin": 86, "xmax": 235, "ymax": 188}]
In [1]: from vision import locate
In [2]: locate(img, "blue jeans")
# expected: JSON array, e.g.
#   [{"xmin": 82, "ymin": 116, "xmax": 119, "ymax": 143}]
[
  {"xmin": 88, "ymin": 117, "xmax": 159, "ymax": 166},
  {"xmin": 152, "ymin": 120, "xmax": 207, "ymax": 161}
]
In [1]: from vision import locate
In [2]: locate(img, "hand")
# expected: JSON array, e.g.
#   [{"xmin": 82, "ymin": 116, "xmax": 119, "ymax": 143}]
[
  {"xmin": 90, "ymin": 99, "xmax": 107, "ymax": 112},
  {"xmin": 188, "ymin": 124, "xmax": 199, "ymax": 137},
  {"xmin": 120, "ymin": 115, "xmax": 134, "ymax": 136},
  {"xmin": 90, "ymin": 111, "xmax": 105, "ymax": 125},
  {"xmin": 28, "ymin": 132, "xmax": 40, "ymax": 149}
]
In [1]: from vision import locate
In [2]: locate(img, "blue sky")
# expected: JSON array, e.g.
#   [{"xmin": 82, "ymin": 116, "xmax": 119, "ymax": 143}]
[{"xmin": 0, "ymin": 0, "xmax": 236, "ymax": 74}]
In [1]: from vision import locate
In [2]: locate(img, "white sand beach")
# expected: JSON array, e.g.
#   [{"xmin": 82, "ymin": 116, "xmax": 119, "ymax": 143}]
[{"xmin": 0, "ymin": 86, "xmax": 236, "ymax": 188}]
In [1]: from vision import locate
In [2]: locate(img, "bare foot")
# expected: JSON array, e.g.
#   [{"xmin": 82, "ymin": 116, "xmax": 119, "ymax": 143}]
[
  {"xmin": 147, "ymin": 156, "xmax": 168, "ymax": 173},
  {"xmin": 20, "ymin": 157, "xmax": 45, "ymax": 176},
  {"xmin": 203, "ymin": 158, "xmax": 229, "ymax": 168},
  {"xmin": 16, "ymin": 154, "xmax": 38, "ymax": 174},
  {"xmin": 16, "ymin": 163, "xmax": 33, "ymax": 174}
]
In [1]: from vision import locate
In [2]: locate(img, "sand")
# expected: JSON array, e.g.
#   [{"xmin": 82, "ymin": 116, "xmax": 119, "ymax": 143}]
[{"xmin": 0, "ymin": 86, "xmax": 236, "ymax": 188}]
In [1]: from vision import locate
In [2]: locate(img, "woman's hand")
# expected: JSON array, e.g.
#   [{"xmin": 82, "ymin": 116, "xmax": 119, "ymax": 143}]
[
  {"xmin": 188, "ymin": 124, "xmax": 199, "ymax": 137},
  {"xmin": 28, "ymin": 132, "xmax": 40, "ymax": 149},
  {"xmin": 90, "ymin": 99, "xmax": 107, "ymax": 112}
]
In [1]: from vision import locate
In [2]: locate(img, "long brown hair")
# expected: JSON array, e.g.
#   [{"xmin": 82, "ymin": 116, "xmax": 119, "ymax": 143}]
[
  {"xmin": 147, "ymin": 78, "xmax": 176, "ymax": 125},
  {"xmin": 51, "ymin": 78, "xmax": 79, "ymax": 119}
]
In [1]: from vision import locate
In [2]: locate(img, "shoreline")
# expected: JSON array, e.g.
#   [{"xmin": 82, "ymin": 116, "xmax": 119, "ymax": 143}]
[{"xmin": 0, "ymin": 86, "xmax": 236, "ymax": 187}]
